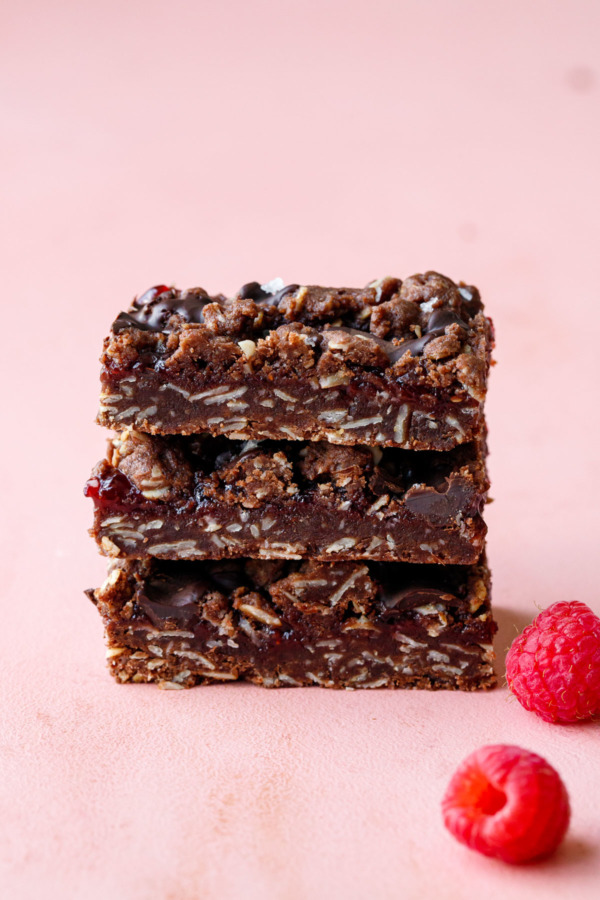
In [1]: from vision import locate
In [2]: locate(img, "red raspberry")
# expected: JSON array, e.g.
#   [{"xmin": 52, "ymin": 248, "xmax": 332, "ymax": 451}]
[
  {"xmin": 442, "ymin": 744, "xmax": 570, "ymax": 863},
  {"xmin": 506, "ymin": 601, "xmax": 600, "ymax": 723}
]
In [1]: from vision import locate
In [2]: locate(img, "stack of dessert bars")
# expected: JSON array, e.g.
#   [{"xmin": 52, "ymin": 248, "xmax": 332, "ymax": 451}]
[{"xmin": 86, "ymin": 272, "xmax": 496, "ymax": 690}]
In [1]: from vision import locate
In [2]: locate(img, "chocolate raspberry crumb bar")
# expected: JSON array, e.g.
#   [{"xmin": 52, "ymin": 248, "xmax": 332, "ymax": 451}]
[
  {"xmin": 86, "ymin": 269, "xmax": 496, "ymax": 692},
  {"xmin": 98, "ymin": 272, "xmax": 493, "ymax": 450},
  {"xmin": 88, "ymin": 556, "xmax": 496, "ymax": 690},
  {"xmin": 86, "ymin": 430, "xmax": 488, "ymax": 564}
]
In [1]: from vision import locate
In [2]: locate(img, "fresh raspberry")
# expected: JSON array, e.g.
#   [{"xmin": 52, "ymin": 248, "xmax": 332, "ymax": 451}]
[
  {"xmin": 442, "ymin": 744, "xmax": 570, "ymax": 863},
  {"xmin": 506, "ymin": 601, "xmax": 600, "ymax": 723}
]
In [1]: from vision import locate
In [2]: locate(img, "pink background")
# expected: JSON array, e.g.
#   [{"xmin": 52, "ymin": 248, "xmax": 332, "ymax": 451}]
[{"xmin": 2, "ymin": 1, "xmax": 600, "ymax": 897}]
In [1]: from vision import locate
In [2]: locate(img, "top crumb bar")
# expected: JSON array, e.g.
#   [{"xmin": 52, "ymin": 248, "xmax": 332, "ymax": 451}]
[{"xmin": 98, "ymin": 272, "xmax": 494, "ymax": 449}]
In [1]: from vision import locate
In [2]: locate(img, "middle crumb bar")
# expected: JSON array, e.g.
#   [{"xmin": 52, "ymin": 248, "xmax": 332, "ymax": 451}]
[{"xmin": 86, "ymin": 430, "xmax": 488, "ymax": 564}]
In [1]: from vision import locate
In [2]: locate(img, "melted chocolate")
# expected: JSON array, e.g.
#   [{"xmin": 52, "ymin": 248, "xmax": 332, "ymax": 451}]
[
  {"xmin": 390, "ymin": 309, "xmax": 469, "ymax": 359},
  {"xmin": 112, "ymin": 312, "xmax": 156, "ymax": 333},
  {"xmin": 238, "ymin": 282, "xmax": 300, "ymax": 305},
  {"xmin": 375, "ymin": 560, "xmax": 470, "ymax": 610},
  {"xmin": 238, "ymin": 282, "xmax": 271, "ymax": 301},
  {"xmin": 87, "ymin": 435, "xmax": 483, "ymax": 520},
  {"xmin": 112, "ymin": 285, "xmax": 213, "ymax": 332},
  {"xmin": 138, "ymin": 563, "xmax": 214, "ymax": 627},
  {"xmin": 135, "ymin": 558, "xmax": 267, "ymax": 628},
  {"xmin": 132, "ymin": 559, "xmax": 478, "ymax": 624},
  {"xmin": 113, "ymin": 282, "xmax": 305, "ymax": 333},
  {"xmin": 404, "ymin": 480, "xmax": 477, "ymax": 521},
  {"xmin": 322, "ymin": 310, "xmax": 469, "ymax": 363},
  {"xmin": 110, "ymin": 281, "xmax": 471, "ymax": 363},
  {"xmin": 381, "ymin": 586, "xmax": 458, "ymax": 610}
]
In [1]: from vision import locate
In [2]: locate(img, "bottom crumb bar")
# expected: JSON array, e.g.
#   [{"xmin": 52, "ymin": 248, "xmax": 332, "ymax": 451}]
[{"xmin": 87, "ymin": 557, "xmax": 497, "ymax": 690}]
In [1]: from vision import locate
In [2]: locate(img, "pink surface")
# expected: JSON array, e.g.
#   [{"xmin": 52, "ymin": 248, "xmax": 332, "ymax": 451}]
[{"xmin": 2, "ymin": 1, "xmax": 600, "ymax": 897}]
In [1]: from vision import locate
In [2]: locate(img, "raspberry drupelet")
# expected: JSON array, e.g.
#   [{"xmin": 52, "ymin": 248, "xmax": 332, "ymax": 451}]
[{"xmin": 506, "ymin": 600, "xmax": 600, "ymax": 724}]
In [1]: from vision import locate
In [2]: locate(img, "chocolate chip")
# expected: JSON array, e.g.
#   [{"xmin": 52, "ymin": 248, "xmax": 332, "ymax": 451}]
[
  {"xmin": 390, "ymin": 308, "xmax": 469, "ymax": 359},
  {"xmin": 112, "ymin": 286, "xmax": 213, "ymax": 333},
  {"xmin": 237, "ymin": 282, "xmax": 300, "ymax": 307},
  {"xmin": 138, "ymin": 568, "xmax": 213, "ymax": 627},
  {"xmin": 145, "ymin": 570, "xmax": 211, "ymax": 604},
  {"xmin": 380, "ymin": 586, "xmax": 452, "ymax": 610},
  {"xmin": 137, "ymin": 595, "xmax": 199, "ymax": 628},
  {"xmin": 426, "ymin": 309, "xmax": 468, "ymax": 332},
  {"xmin": 388, "ymin": 334, "xmax": 433, "ymax": 360},
  {"xmin": 112, "ymin": 312, "xmax": 156, "ymax": 333},
  {"xmin": 238, "ymin": 282, "xmax": 270, "ymax": 301},
  {"xmin": 404, "ymin": 480, "xmax": 475, "ymax": 522}
]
